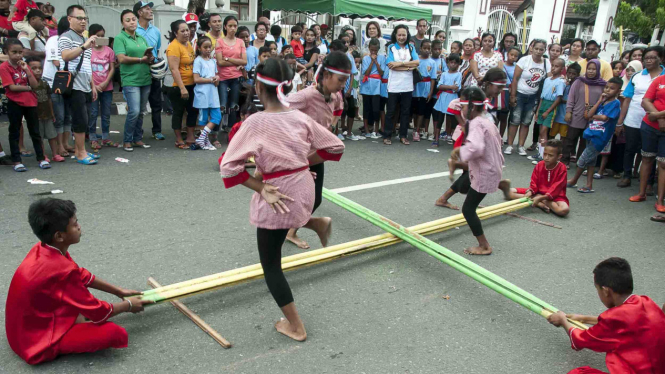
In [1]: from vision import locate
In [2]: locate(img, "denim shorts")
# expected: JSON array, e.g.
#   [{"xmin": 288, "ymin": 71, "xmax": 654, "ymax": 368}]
[
  {"xmin": 577, "ymin": 143, "xmax": 600, "ymax": 168},
  {"xmin": 198, "ymin": 108, "xmax": 222, "ymax": 126},
  {"xmin": 511, "ymin": 92, "xmax": 538, "ymax": 126},
  {"xmin": 640, "ymin": 120, "xmax": 665, "ymax": 161}
]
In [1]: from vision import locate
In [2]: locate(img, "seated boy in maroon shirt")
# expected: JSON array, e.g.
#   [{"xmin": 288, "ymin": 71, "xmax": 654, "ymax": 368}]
[
  {"xmin": 5, "ymin": 198, "xmax": 152, "ymax": 365},
  {"xmin": 547, "ymin": 257, "xmax": 665, "ymax": 374}
]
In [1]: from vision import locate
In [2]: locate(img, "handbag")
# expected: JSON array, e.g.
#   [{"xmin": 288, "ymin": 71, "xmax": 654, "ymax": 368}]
[{"xmin": 52, "ymin": 49, "xmax": 85, "ymax": 96}]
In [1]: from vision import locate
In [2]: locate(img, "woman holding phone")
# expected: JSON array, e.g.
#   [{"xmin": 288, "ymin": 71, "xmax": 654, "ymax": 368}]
[{"xmin": 113, "ymin": 9, "xmax": 154, "ymax": 152}]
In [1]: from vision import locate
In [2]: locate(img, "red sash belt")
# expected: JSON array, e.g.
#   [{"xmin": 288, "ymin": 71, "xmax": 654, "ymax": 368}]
[
  {"xmin": 262, "ymin": 166, "xmax": 309, "ymax": 181},
  {"xmin": 421, "ymin": 77, "xmax": 431, "ymax": 82},
  {"xmin": 436, "ymin": 89, "xmax": 454, "ymax": 99},
  {"xmin": 381, "ymin": 78, "xmax": 388, "ymax": 83},
  {"xmin": 362, "ymin": 74, "xmax": 383, "ymax": 83}
]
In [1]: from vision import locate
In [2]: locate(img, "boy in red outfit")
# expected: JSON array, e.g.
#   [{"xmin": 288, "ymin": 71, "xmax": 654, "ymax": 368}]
[
  {"xmin": 5, "ymin": 198, "xmax": 152, "ymax": 365},
  {"xmin": 290, "ymin": 25, "xmax": 304, "ymax": 62},
  {"xmin": 10, "ymin": 0, "xmax": 38, "ymax": 38},
  {"xmin": 499, "ymin": 138, "xmax": 570, "ymax": 216},
  {"xmin": 547, "ymin": 257, "xmax": 665, "ymax": 374}
]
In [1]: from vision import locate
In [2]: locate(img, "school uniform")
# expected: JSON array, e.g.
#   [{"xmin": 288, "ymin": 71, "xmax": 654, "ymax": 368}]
[
  {"xmin": 433, "ymin": 71, "xmax": 462, "ymax": 128},
  {"xmin": 360, "ymin": 55, "xmax": 386, "ymax": 128},
  {"xmin": 537, "ymin": 76, "xmax": 566, "ymax": 128},
  {"xmin": 414, "ymin": 57, "xmax": 438, "ymax": 121}
]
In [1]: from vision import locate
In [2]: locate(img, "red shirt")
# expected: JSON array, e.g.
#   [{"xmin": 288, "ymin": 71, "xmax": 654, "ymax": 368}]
[
  {"xmin": 0, "ymin": 61, "xmax": 37, "ymax": 107},
  {"xmin": 527, "ymin": 161, "xmax": 569, "ymax": 204},
  {"xmin": 10, "ymin": 0, "xmax": 38, "ymax": 22},
  {"xmin": 0, "ymin": 15, "xmax": 14, "ymax": 31},
  {"xmin": 567, "ymin": 295, "xmax": 665, "ymax": 374},
  {"xmin": 642, "ymin": 74, "xmax": 665, "ymax": 130},
  {"xmin": 5, "ymin": 242, "xmax": 113, "ymax": 365},
  {"xmin": 291, "ymin": 39, "xmax": 304, "ymax": 58}
]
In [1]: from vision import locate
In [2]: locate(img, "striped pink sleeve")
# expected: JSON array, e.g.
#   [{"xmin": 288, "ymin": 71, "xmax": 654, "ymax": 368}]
[
  {"xmin": 307, "ymin": 117, "xmax": 345, "ymax": 161},
  {"xmin": 220, "ymin": 123, "xmax": 254, "ymax": 188},
  {"xmin": 459, "ymin": 118, "xmax": 487, "ymax": 162}
]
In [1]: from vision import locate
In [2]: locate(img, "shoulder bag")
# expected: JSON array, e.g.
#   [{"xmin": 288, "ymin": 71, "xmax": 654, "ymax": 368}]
[{"xmin": 52, "ymin": 47, "xmax": 85, "ymax": 96}]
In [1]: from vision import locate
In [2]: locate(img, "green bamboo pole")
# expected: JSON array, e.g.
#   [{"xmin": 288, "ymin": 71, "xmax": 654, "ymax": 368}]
[{"xmin": 321, "ymin": 188, "xmax": 587, "ymax": 329}]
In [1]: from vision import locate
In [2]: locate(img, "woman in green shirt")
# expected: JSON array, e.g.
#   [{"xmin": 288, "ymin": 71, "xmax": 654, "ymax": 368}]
[{"xmin": 114, "ymin": 9, "xmax": 154, "ymax": 152}]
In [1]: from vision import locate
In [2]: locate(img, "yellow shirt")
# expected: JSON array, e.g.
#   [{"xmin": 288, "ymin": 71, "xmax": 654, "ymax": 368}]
[
  {"xmin": 165, "ymin": 40, "xmax": 195, "ymax": 86},
  {"xmin": 205, "ymin": 31, "xmax": 224, "ymax": 49},
  {"xmin": 578, "ymin": 59, "xmax": 613, "ymax": 82}
]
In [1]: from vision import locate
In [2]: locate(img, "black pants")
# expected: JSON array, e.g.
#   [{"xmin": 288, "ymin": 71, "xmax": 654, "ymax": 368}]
[
  {"xmin": 69, "ymin": 90, "xmax": 91, "ymax": 133},
  {"xmin": 384, "ymin": 92, "xmax": 412, "ymax": 139},
  {"xmin": 623, "ymin": 126, "xmax": 641, "ymax": 178},
  {"xmin": 532, "ymin": 123, "xmax": 540, "ymax": 144},
  {"xmin": 363, "ymin": 94, "xmax": 380, "ymax": 129},
  {"xmin": 450, "ymin": 171, "xmax": 470, "ymax": 194},
  {"xmin": 309, "ymin": 162, "xmax": 324, "ymax": 213},
  {"xmin": 462, "ymin": 187, "xmax": 487, "ymax": 237},
  {"xmin": 149, "ymin": 78, "xmax": 162, "ymax": 134},
  {"xmin": 167, "ymin": 85, "xmax": 198, "ymax": 130},
  {"xmin": 257, "ymin": 228, "xmax": 293, "ymax": 308},
  {"xmin": 7, "ymin": 99, "xmax": 44, "ymax": 163},
  {"xmin": 562, "ymin": 127, "xmax": 586, "ymax": 165}
]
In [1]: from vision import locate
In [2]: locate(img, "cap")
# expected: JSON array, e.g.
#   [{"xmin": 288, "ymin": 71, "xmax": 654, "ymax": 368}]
[
  {"xmin": 184, "ymin": 13, "xmax": 199, "ymax": 24},
  {"xmin": 133, "ymin": 1, "xmax": 154, "ymax": 14},
  {"xmin": 586, "ymin": 39, "xmax": 600, "ymax": 47}
]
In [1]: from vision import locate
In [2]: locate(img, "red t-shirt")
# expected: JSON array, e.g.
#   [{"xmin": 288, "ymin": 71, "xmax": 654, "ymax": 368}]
[
  {"xmin": 0, "ymin": 15, "xmax": 14, "ymax": 31},
  {"xmin": 642, "ymin": 74, "xmax": 665, "ymax": 130},
  {"xmin": 291, "ymin": 39, "xmax": 304, "ymax": 58},
  {"xmin": 0, "ymin": 61, "xmax": 37, "ymax": 107},
  {"xmin": 10, "ymin": 0, "xmax": 38, "ymax": 22}
]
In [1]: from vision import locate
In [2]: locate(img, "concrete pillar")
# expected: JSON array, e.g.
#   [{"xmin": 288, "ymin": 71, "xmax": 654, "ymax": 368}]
[
  {"xmin": 575, "ymin": 21, "xmax": 584, "ymax": 38},
  {"xmin": 529, "ymin": 0, "xmax": 568, "ymax": 44},
  {"xmin": 153, "ymin": 1, "xmax": 187, "ymax": 58},
  {"xmin": 461, "ymin": 0, "xmax": 492, "ymax": 39},
  {"xmin": 651, "ymin": 27, "xmax": 660, "ymax": 46},
  {"xmin": 592, "ymin": 0, "xmax": 619, "ymax": 44}
]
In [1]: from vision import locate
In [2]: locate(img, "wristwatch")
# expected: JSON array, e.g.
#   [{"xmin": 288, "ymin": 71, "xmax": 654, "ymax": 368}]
[{"xmin": 80, "ymin": 45, "xmax": 87, "ymax": 51}]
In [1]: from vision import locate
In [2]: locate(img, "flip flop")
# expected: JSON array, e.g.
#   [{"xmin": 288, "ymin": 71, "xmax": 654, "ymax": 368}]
[
  {"xmin": 87, "ymin": 152, "xmax": 100, "ymax": 160},
  {"xmin": 577, "ymin": 187, "xmax": 594, "ymax": 193},
  {"xmin": 593, "ymin": 173, "xmax": 603, "ymax": 179},
  {"xmin": 629, "ymin": 195, "xmax": 646, "ymax": 202},
  {"xmin": 13, "ymin": 163, "xmax": 27, "ymax": 172},
  {"xmin": 39, "ymin": 160, "xmax": 51, "ymax": 169},
  {"xmin": 20, "ymin": 151, "xmax": 33, "ymax": 157},
  {"xmin": 76, "ymin": 155, "xmax": 98, "ymax": 165},
  {"xmin": 175, "ymin": 142, "xmax": 187, "ymax": 149},
  {"xmin": 132, "ymin": 143, "xmax": 151, "ymax": 149},
  {"xmin": 650, "ymin": 214, "xmax": 665, "ymax": 223}
]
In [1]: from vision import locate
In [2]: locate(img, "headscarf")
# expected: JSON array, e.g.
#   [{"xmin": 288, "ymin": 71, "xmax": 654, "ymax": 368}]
[
  {"xmin": 622, "ymin": 60, "xmax": 643, "ymax": 91},
  {"xmin": 578, "ymin": 59, "xmax": 606, "ymax": 86}
]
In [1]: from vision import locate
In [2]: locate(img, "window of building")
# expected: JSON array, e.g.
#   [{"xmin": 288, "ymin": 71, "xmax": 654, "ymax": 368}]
[{"xmin": 231, "ymin": 0, "xmax": 249, "ymax": 21}]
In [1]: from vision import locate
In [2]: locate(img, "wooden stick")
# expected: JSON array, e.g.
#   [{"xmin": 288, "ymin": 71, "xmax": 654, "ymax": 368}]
[
  {"xmin": 147, "ymin": 277, "xmax": 232, "ymax": 349},
  {"xmin": 479, "ymin": 204, "xmax": 562, "ymax": 229}
]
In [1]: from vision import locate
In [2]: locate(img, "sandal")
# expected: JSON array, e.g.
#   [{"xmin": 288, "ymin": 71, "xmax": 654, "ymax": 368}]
[
  {"xmin": 212, "ymin": 140, "xmax": 222, "ymax": 148},
  {"xmin": 20, "ymin": 150, "xmax": 34, "ymax": 157},
  {"xmin": 90, "ymin": 140, "xmax": 101, "ymax": 150},
  {"xmin": 52, "ymin": 155, "xmax": 65, "ymax": 162},
  {"xmin": 175, "ymin": 142, "xmax": 187, "ymax": 149},
  {"xmin": 431, "ymin": 141, "xmax": 439, "ymax": 148},
  {"xmin": 629, "ymin": 194, "xmax": 646, "ymax": 202},
  {"xmin": 577, "ymin": 187, "xmax": 594, "ymax": 193},
  {"xmin": 383, "ymin": 138, "xmax": 391, "ymax": 145},
  {"xmin": 593, "ymin": 173, "xmax": 603, "ymax": 179},
  {"xmin": 566, "ymin": 183, "xmax": 577, "ymax": 188},
  {"xmin": 132, "ymin": 142, "xmax": 151, "ymax": 149},
  {"xmin": 650, "ymin": 214, "xmax": 665, "ymax": 223},
  {"xmin": 39, "ymin": 160, "xmax": 51, "ymax": 169},
  {"xmin": 655, "ymin": 203, "xmax": 665, "ymax": 213},
  {"xmin": 400, "ymin": 138, "xmax": 410, "ymax": 145},
  {"xmin": 13, "ymin": 163, "xmax": 27, "ymax": 172},
  {"xmin": 76, "ymin": 155, "xmax": 97, "ymax": 165},
  {"xmin": 87, "ymin": 152, "xmax": 100, "ymax": 160},
  {"xmin": 102, "ymin": 139, "xmax": 119, "ymax": 147}
]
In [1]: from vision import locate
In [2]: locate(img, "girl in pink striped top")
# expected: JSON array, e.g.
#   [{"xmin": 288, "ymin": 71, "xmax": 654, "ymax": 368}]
[
  {"xmin": 284, "ymin": 51, "xmax": 352, "ymax": 249},
  {"xmin": 220, "ymin": 58, "xmax": 344, "ymax": 342},
  {"xmin": 450, "ymin": 87, "xmax": 504, "ymax": 256}
]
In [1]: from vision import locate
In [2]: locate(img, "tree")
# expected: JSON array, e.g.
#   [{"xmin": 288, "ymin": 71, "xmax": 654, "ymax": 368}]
[
  {"xmin": 572, "ymin": 0, "xmax": 665, "ymax": 39},
  {"xmin": 187, "ymin": 0, "xmax": 206, "ymax": 14}
]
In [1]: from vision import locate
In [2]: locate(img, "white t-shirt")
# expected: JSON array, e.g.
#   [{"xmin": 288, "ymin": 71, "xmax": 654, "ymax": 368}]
[
  {"xmin": 42, "ymin": 35, "xmax": 59, "ymax": 87},
  {"xmin": 250, "ymin": 33, "xmax": 275, "ymax": 42},
  {"xmin": 516, "ymin": 55, "xmax": 551, "ymax": 95},
  {"xmin": 623, "ymin": 68, "xmax": 665, "ymax": 128}
]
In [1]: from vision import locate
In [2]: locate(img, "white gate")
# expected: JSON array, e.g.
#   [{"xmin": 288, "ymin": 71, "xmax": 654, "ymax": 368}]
[{"xmin": 486, "ymin": 7, "xmax": 530, "ymax": 52}]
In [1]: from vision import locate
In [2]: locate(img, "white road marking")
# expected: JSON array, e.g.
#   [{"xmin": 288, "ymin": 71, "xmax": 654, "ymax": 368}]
[{"xmin": 330, "ymin": 170, "xmax": 464, "ymax": 194}]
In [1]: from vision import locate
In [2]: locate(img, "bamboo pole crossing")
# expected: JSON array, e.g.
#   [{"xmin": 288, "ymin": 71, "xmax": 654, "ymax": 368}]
[{"xmin": 141, "ymin": 199, "xmax": 531, "ymax": 304}]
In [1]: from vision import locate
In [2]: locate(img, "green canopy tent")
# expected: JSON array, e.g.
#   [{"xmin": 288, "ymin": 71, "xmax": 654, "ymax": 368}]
[{"xmin": 262, "ymin": 0, "xmax": 432, "ymax": 21}]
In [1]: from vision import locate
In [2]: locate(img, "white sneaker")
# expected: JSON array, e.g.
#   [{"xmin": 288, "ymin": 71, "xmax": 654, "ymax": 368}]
[
  {"xmin": 504, "ymin": 145, "xmax": 513, "ymax": 155},
  {"xmin": 347, "ymin": 134, "xmax": 360, "ymax": 141},
  {"xmin": 337, "ymin": 134, "xmax": 345, "ymax": 141},
  {"xmin": 370, "ymin": 132, "xmax": 380, "ymax": 139},
  {"xmin": 342, "ymin": 131, "xmax": 348, "ymax": 136},
  {"xmin": 357, "ymin": 134, "xmax": 366, "ymax": 140},
  {"xmin": 518, "ymin": 146, "xmax": 527, "ymax": 156},
  {"xmin": 427, "ymin": 135, "xmax": 434, "ymax": 141}
]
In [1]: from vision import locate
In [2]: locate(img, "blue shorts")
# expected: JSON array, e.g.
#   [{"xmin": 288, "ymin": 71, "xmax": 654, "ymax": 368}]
[
  {"xmin": 511, "ymin": 91, "xmax": 538, "ymax": 126},
  {"xmin": 198, "ymin": 108, "xmax": 222, "ymax": 126},
  {"xmin": 577, "ymin": 143, "xmax": 600, "ymax": 169},
  {"xmin": 640, "ymin": 120, "xmax": 665, "ymax": 161}
]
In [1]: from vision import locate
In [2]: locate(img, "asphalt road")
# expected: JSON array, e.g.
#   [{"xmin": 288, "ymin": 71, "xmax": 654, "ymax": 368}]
[{"xmin": 0, "ymin": 115, "xmax": 663, "ymax": 373}]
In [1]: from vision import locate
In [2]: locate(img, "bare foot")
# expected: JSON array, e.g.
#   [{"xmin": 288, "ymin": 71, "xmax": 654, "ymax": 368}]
[
  {"xmin": 286, "ymin": 232, "xmax": 310, "ymax": 249},
  {"xmin": 498, "ymin": 179, "xmax": 511, "ymax": 200},
  {"xmin": 274, "ymin": 318, "xmax": 307, "ymax": 341},
  {"xmin": 464, "ymin": 246, "xmax": 493, "ymax": 255},
  {"xmin": 447, "ymin": 158, "xmax": 456, "ymax": 181},
  {"xmin": 535, "ymin": 201, "xmax": 551, "ymax": 214},
  {"xmin": 315, "ymin": 217, "xmax": 332, "ymax": 247},
  {"xmin": 435, "ymin": 198, "xmax": 459, "ymax": 210}
]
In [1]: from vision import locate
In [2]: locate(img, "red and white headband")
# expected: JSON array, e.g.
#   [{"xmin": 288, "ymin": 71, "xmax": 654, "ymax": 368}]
[
  {"xmin": 489, "ymin": 79, "xmax": 507, "ymax": 86},
  {"xmin": 256, "ymin": 73, "xmax": 292, "ymax": 107},
  {"xmin": 314, "ymin": 64, "xmax": 352, "ymax": 84},
  {"xmin": 471, "ymin": 98, "xmax": 493, "ymax": 110}
]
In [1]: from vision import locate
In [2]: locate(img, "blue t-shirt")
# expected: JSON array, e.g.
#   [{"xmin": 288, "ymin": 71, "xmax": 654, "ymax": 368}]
[
  {"xmin": 541, "ymin": 76, "xmax": 565, "ymax": 101},
  {"xmin": 193, "ymin": 56, "xmax": 219, "ymax": 109},
  {"xmin": 359, "ymin": 55, "xmax": 386, "ymax": 96},
  {"xmin": 380, "ymin": 67, "xmax": 389, "ymax": 98},
  {"xmin": 504, "ymin": 64, "xmax": 515, "ymax": 86},
  {"xmin": 553, "ymin": 84, "xmax": 571, "ymax": 124},
  {"xmin": 583, "ymin": 98, "xmax": 621, "ymax": 151},
  {"xmin": 434, "ymin": 71, "xmax": 462, "ymax": 113},
  {"xmin": 246, "ymin": 46, "xmax": 259, "ymax": 72},
  {"xmin": 414, "ymin": 57, "xmax": 438, "ymax": 98},
  {"xmin": 345, "ymin": 52, "xmax": 359, "ymax": 93}
]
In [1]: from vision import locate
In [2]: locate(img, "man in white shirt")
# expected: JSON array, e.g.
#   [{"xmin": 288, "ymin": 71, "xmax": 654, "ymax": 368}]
[{"xmin": 250, "ymin": 16, "xmax": 274, "ymax": 42}]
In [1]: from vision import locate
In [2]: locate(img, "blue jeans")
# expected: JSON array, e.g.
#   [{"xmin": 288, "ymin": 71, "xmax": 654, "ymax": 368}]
[
  {"xmin": 51, "ymin": 93, "xmax": 72, "ymax": 134},
  {"xmin": 88, "ymin": 90, "xmax": 113, "ymax": 141},
  {"xmin": 218, "ymin": 78, "xmax": 240, "ymax": 131},
  {"xmin": 122, "ymin": 85, "xmax": 150, "ymax": 143},
  {"xmin": 511, "ymin": 91, "xmax": 538, "ymax": 126}
]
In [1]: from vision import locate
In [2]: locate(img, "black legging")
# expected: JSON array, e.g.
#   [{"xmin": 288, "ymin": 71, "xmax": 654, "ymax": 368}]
[
  {"xmin": 450, "ymin": 171, "xmax": 470, "ymax": 194},
  {"xmin": 256, "ymin": 228, "xmax": 293, "ymax": 308},
  {"xmin": 462, "ymin": 187, "xmax": 487, "ymax": 237},
  {"xmin": 310, "ymin": 162, "xmax": 324, "ymax": 213},
  {"xmin": 167, "ymin": 85, "xmax": 198, "ymax": 129}
]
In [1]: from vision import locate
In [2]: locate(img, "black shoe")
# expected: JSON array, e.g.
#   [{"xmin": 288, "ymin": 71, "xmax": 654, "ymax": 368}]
[{"xmin": 0, "ymin": 155, "xmax": 13, "ymax": 165}]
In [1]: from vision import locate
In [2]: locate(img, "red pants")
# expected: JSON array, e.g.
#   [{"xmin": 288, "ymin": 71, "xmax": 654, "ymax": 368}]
[
  {"xmin": 56, "ymin": 322, "xmax": 128, "ymax": 356},
  {"xmin": 568, "ymin": 367, "xmax": 608, "ymax": 374}
]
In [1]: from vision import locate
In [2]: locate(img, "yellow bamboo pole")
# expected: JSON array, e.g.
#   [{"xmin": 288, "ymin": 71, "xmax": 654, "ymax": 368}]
[
  {"xmin": 143, "ymin": 199, "xmax": 527, "ymax": 297},
  {"xmin": 142, "ymin": 201, "xmax": 531, "ymax": 303}
]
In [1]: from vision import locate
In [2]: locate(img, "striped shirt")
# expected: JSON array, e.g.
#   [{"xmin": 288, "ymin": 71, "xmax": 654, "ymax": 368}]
[
  {"xmin": 220, "ymin": 110, "xmax": 345, "ymax": 229},
  {"xmin": 459, "ymin": 115, "xmax": 504, "ymax": 194},
  {"xmin": 286, "ymin": 85, "xmax": 343, "ymax": 130},
  {"xmin": 58, "ymin": 29, "xmax": 93, "ymax": 92}
]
